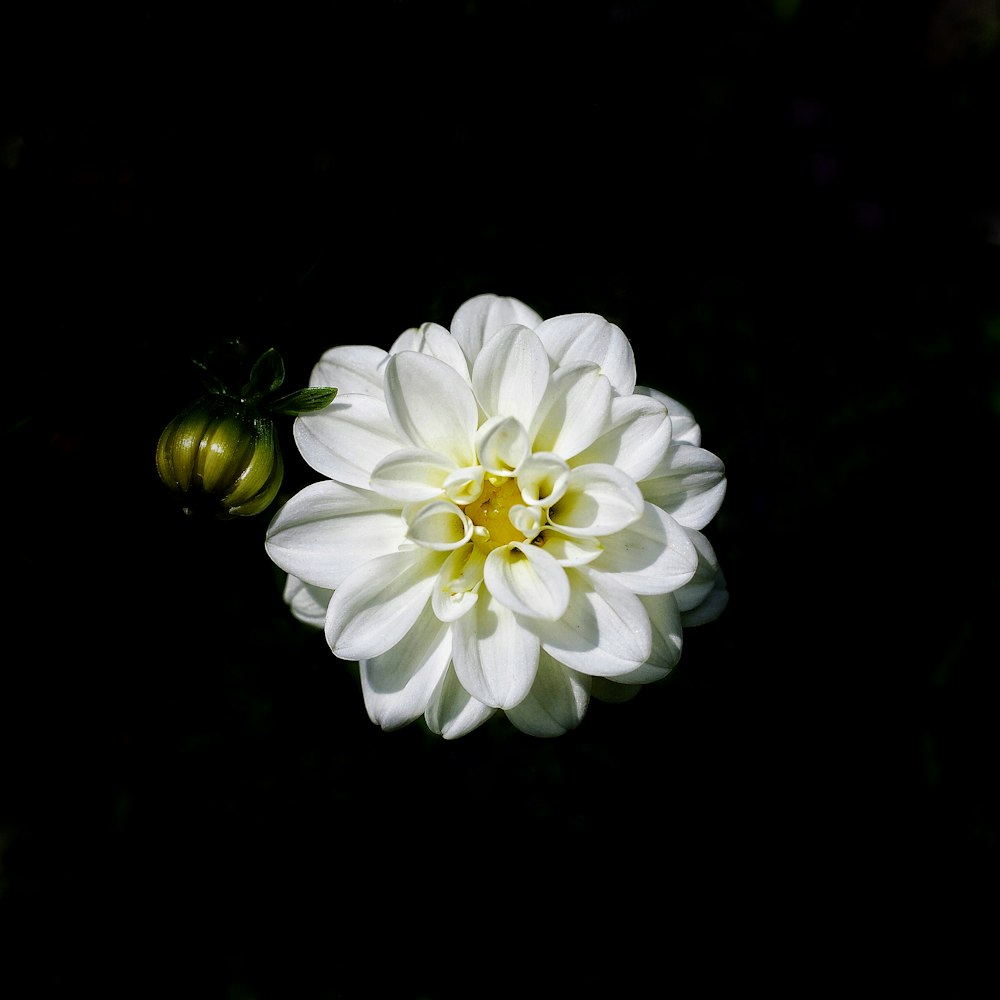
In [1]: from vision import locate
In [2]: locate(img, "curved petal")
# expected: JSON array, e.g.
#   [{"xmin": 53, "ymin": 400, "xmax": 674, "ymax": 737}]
[
  {"xmin": 325, "ymin": 548, "xmax": 443, "ymax": 661},
  {"xmin": 370, "ymin": 447, "xmax": 456, "ymax": 502},
  {"xmin": 431, "ymin": 544, "xmax": 485, "ymax": 622},
  {"xmin": 537, "ymin": 568, "xmax": 652, "ymax": 677},
  {"xmin": 516, "ymin": 452, "xmax": 569, "ymax": 507},
  {"xmin": 360, "ymin": 613, "xmax": 453, "ymax": 731},
  {"xmin": 505, "ymin": 652, "xmax": 591, "ymax": 737},
  {"xmin": 452, "ymin": 591, "xmax": 540, "ymax": 709},
  {"xmin": 476, "ymin": 415, "xmax": 530, "ymax": 477},
  {"xmin": 535, "ymin": 313, "xmax": 636, "ymax": 396},
  {"xmin": 636, "ymin": 387, "xmax": 701, "ymax": 445},
  {"xmin": 424, "ymin": 664, "xmax": 496, "ymax": 739},
  {"xmin": 672, "ymin": 529, "xmax": 724, "ymax": 613},
  {"xmin": 547, "ymin": 463, "xmax": 644, "ymax": 538},
  {"xmin": 282, "ymin": 574, "xmax": 333, "ymax": 628},
  {"xmin": 310, "ymin": 344, "xmax": 388, "ymax": 397},
  {"xmin": 383, "ymin": 352, "xmax": 478, "ymax": 467},
  {"xmin": 450, "ymin": 293, "xmax": 543, "ymax": 365},
  {"xmin": 591, "ymin": 502, "xmax": 699, "ymax": 594},
  {"xmin": 265, "ymin": 480, "xmax": 405, "ymax": 589},
  {"xmin": 471, "ymin": 324, "xmax": 550, "ymax": 428},
  {"xmin": 293, "ymin": 393, "xmax": 402, "ymax": 487},
  {"xmin": 572, "ymin": 392, "xmax": 672, "ymax": 482},
  {"xmin": 405, "ymin": 500, "xmax": 473, "ymax": 551},
  {"xmin": 530, "ymin": 362, "xmax": 612, "ymax": 460},
  {"xmin": 389, "ymin": 322, "xmax": 471, "ymax": 384},
  {"xmin": 484, "ymin": 543, "xmax": 570, "ymax": 621},
  {"xmin": 640, "ymin": 442, "xmax": 727, "ymax": 530}
]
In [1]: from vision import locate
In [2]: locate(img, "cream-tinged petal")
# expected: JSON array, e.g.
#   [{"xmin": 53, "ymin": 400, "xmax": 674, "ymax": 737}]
[
  {"xmin": 592, "ymin": 502, "xmax": 698, "ymax": 594},
  {"xmin": 538, "ymin": 568, "xmax": 652, "ymax": 677},
  {"xmin": 516, "ymin": 452, "xmax": 569, "ymax": 507},
  {"xmin": 431, "ymin": 544, "xmax": 485, "ymax": 622},
  {"xmin": 383, "ymin": 352, "xmax": 478, "ymax": 467},
  {"xmin": 325, "ymin": 548, "xmax": 443, "ymax": 661},
  {"xmin": 424, "ymin": 664, "xmax": 496, "ymax": 739},
  {"xmin": 310, "ymin": 345, "xmax": 388, "ymax": 396},
  {"xmin": 471, "ymin": 324, "xmax": 550, "ymax": 428},
  {"xmin": 636, "ymin": 387, "xmax": 701, "ymax": 445},
  {"xmin": 293, "ymin": 393, "xmax": 402, "ymax": 487},
  {"xmin": 475, "ymin": 415, "xmax": 529, "ymax": 477},
  {"xmin": 360, "ymin": 613, "xmax": 453, "ymax": 731},
  {"xmin": 572, "ymin": 393, "xmax": 672, "ymax": 482},
  {"xmin": 530, "ymin": 362, "xmax": 612, "ymax": 460},
  {"xmin": 535, "ymin": 313, "xmax": 636, "ymax": 396},
  {"xmin": 452, "ymin": 592, "xmax": 540, "ymax": 709},
  {"xmin": 547, "ymin": 463, "xmax": 644, "ymax": 538},
  {"xmin": 371, "ymin": 447, "xmax": 455, "ymax": 502},
  {"xmin": 484, "ymin": 543, "xmax": 570, "ymax": 621},
  {"xmin": 405, "ymin": 500, "xmax": 473, "ymax": 551},
  {"xmin": 283, "ymin": 575, "xmax": 333, "ymax": 628},
  {"xmin": 505, "ymin": 652, "xmax": 591, "ymax": 737},
  {"xmin": 450, "ymin": 293, "xmax": 543, "ymax": 366},
  {"xmin": 443, "ymin": 465, "xmax": 486, "ymax": 505},
  {"xmin": 265, "ymin": 481, "xmax": 405, "ymax": 590},
  {"xmin": 682, "ymin": 571, "xmax": 729, "ymax": 626},
  {"xmin": 389, "ymin": 322, "xmax": 472, "ymax": 383},
  {"xmin": 640, "ymin": 442, "xmax": 727, "ymax": 530},
  {"xmin": 532, "ymin": 530, "xmax": 603, "ymax": 567}
]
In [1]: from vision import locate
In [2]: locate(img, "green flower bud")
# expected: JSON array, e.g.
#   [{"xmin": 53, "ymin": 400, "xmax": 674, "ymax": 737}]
[
  {"xmin": 156, "ymin": 344, "xmax": 337, "ymax": 520},
  {"xmin": 156, "ymin": 395, "xmax": 284, "ymax": 519}
]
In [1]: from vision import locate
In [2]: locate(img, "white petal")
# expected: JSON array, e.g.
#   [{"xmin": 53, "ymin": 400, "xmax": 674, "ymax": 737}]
[
  {"xmin": 293, "ymin": 393, "xmax": 402, "ymax": 487},
  {"xmin": 310, "ymin": 344, "xmax": 388, "ymax": 397},
  {"xmin": 505, "ymin": 652, "xmax": 590, "ymax": 737},
  {"xmin": 535, "ymin": 313, "xmax": 636, "ymax": 396},
  {"xmin": 592, "ymin": 502, "xmax": 699, "ymax": 594},
  {"xmin": 637, "ymin": 387, "xmax": 701, "ymax": 445},
  {"xmin": 475, "ymin": 415, "xmax": 530, "ymax": 477},
  {"xmin": 424, "ymin": 664, "xmax": 496, "ymax": 739},
  {"xmin": 452, "ymin": 592, "xmax": 540, "ymax": 709},
  {"xmin": 674, "ymin": 530, "xmax": 729, "ymax": 625},
  {"xmin": 640, "ymin": 442, "xmax": 727, "ymax": 530},
  {"xmin": 471, "ymin": 323, "xmax": 550, "ymax": 428},
  {"xmin": 547, "ymin": 463, "xmax": 644, "ymax": 538},
  {"xmin": 325, "ymin": 548, "xmax": 443, "ymax": 661},
  {"xmin": 282, "ymin": 575, "xmax": 333, "ymax": 628},
  {"xmin": 370, "ymin": 447, "xmax": 456, "ymax": 502},
  {"xmin": 389, "ymin": 322, "xmax": 472, "ymax": 383},
  {"xmin": 484, "ymin": 543, "xmax": 570, "ymax": 621},
  {"xmin": 360, "ymin": 613, "xmax": 453, "ymax": 731},
  {"xmin": 537, "ymin": 568, "xmax": 652, "ymax": 677},
  {"xmin": 610, "ymin": 592, "xmax": 683, "ymax": 684},
  {"xmin": 572, "ymin": 393, "xmax": 672, "ymax": 482},
  {"xmin": 383, "ymin": 352, "xmax": 478, "ymax": 467},
  {"xmin": 405, "ymin": 500, "xmax": 473, "ymax": 551},
  {"xmin": 450, "ymin": 293, "xmax": 543, "ymax": 365},
  {"xmin": 532, "ymin": 530, "xmax": 603, "ymax": 567},
  {"xmin": 515, "ymin": 452, "xmax": 569, "ymax": 506},
  {"xmin": 530, "ymin": 362, "xmax": 612, "ymax": 460},
  {"xmin": 265, "ymin": 481, "xmax": 405, "ymax": 590},
  {"xmin": 431, "ymin": 544, "xmax": 485, "ymax": 622}
]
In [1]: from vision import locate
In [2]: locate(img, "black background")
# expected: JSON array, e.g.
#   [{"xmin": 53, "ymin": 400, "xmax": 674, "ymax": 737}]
[{"xmin": 2, "ymin": 2, "xmax": 998, "ymax": 997}]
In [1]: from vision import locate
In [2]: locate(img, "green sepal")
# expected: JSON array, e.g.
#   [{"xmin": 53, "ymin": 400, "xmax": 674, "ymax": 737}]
[
  {"xmin": 265, "ymin": 386, "xmax": 338, "ymax": 416},
  {"xmin": 245, "ymin": 347, "xmax": 286, "ymax": 400}
]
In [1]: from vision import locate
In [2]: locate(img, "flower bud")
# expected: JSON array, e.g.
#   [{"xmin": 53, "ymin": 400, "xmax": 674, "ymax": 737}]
[{"xmin": 156, "ymin": 395, "xmax": 284, "ymax": 519}]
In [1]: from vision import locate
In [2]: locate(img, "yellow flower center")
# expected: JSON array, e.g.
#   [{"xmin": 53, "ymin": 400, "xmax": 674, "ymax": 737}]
[{"xmin": 466, "ymin": 475, "xmax": 526, "ymax": 550}]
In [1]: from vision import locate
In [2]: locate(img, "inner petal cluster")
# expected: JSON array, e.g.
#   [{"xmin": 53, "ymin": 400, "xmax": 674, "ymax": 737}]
[{"xmin": 465, "ymin": 475, "xmax": 527, "ymax": 550}]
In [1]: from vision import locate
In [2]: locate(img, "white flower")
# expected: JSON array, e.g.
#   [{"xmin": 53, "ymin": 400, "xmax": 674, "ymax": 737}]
[{"xmin": 265, "ymin": 294, "xmax": 727, "ymax": 738}]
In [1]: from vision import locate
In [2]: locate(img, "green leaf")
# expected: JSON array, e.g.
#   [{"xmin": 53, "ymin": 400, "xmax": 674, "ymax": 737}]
[{"xmin": 266, "ymin": 386, "xmax": 338, "ymax": 416}]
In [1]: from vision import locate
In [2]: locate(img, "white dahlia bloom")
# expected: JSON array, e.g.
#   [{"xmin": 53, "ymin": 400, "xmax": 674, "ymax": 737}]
[{"xmin": 265, "ymin": 294, "xmax": 727, "ymax": 738}]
